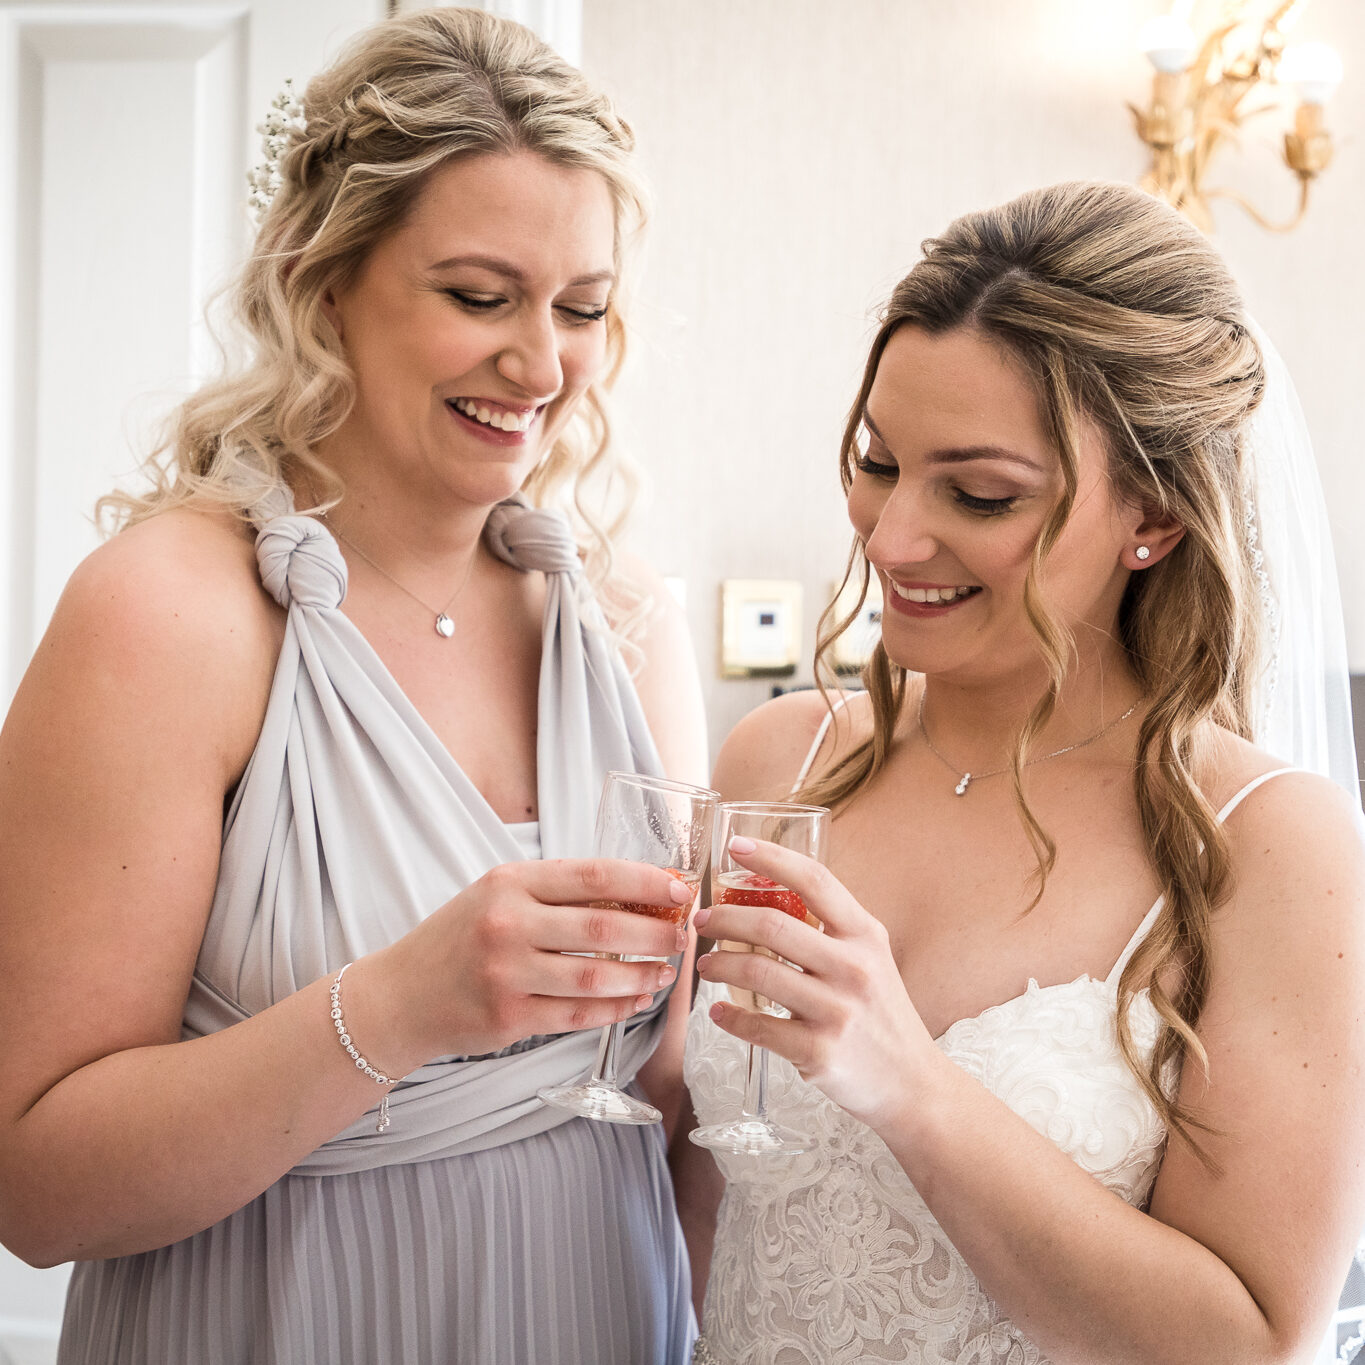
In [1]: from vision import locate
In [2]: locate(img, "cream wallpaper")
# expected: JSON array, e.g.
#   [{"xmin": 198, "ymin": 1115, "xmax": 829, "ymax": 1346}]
[{"xmin": 580, "ymin": 0, "xmax": 1365, "ymax": 756}]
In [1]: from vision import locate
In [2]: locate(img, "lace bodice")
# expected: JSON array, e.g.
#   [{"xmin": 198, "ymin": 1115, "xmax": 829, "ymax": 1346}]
[{"xmin": 685, "ymin": 953, "xmax": 1166, "ymax": 1365}]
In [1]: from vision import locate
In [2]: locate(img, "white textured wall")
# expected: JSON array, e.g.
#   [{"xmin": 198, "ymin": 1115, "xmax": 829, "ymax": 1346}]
[{"xmin": 581, "ymin": 0, "xmax": 1365, "ymax": 757}]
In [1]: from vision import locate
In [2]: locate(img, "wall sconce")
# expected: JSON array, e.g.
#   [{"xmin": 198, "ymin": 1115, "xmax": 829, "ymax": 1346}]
[{"xmin": 1130, "ymin": 1, "xmax": 1342, "ymax": 232}]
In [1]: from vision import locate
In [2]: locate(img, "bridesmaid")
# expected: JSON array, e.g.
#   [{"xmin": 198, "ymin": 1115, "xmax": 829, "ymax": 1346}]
[{"xmin": 0, "ymin": 9, "xmax": 705, "ymax": 1364}]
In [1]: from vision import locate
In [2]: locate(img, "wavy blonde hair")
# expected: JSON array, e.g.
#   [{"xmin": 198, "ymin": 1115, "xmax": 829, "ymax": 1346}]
[
  {"xmin": 804, "ymin": 181, "xmax": 1267, "ymax": 1153},
  {"xmin": 99, "ymin": 6, "xmax": 648, "ymax": 600}
]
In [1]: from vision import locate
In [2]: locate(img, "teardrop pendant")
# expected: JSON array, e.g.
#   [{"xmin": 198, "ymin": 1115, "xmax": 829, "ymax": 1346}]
[
  {"xmin": 954, "ymin": 773, "xmax": 971, "ymax": 796},
  {"xmin": 435, "ymin": 613, "xmax": 455, "ymax": 638}
]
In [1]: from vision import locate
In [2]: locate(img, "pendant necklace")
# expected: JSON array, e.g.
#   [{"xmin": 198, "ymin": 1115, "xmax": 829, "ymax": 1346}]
[
  {"xmin": 917, "ymin": 691, "xmax": 1139, "ymax": 796},
  {"xmin": 327, "ymin": 522, "xmax": 476, "ymax": 639}
]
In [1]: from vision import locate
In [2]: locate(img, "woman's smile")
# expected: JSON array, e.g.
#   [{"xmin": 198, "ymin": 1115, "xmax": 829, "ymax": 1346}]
[
  {"xmin": 446, "ymin": 396, "xmax": 545, "ymax": 445},
  {"xmin": 883, "ymin": 579, "xmax": 984, "ymax": 616}
]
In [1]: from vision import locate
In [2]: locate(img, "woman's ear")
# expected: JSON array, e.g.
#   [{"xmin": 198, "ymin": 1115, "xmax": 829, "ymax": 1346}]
[
  {"xmin": 1122, "ymin": 511, "xmax": 1184, "ymax": 571},
  {"xmin": 319, "ymin": 287, "xmax": 343, "ymax": 341}
]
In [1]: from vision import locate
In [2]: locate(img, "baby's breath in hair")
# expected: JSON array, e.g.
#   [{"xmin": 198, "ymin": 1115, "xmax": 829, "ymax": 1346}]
[{"xmin": 246, "ymin": 80, "xmax": 306, "ymax": 221}]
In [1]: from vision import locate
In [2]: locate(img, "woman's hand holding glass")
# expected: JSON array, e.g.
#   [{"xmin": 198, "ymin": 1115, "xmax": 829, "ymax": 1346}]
[
  {"xmin": 370, "ymin": 857, "xmax": 693, "ymax": 1069},
  {"xmin": 539, "ymin": 771, "xmax": 717, "ymax": 1124},
  {"xmin": 694, "ymin": 837, "xmax": 939, "ymax": 1134}
]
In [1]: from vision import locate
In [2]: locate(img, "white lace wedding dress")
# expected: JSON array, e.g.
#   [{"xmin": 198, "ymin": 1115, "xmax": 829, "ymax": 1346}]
[{"xmin": 684, "ymin": 769, "xmax": 1296, "ymax": 1365}]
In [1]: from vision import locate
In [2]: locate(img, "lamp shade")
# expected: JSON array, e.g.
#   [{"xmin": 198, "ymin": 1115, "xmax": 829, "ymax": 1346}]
[
  {"xmin": 1139, "ymin": 14, "xmax": 1196, "ymax": 74},
  {"xmin": 1278, "ymin": 41, "xmax": 1343, "ymax": 104}
]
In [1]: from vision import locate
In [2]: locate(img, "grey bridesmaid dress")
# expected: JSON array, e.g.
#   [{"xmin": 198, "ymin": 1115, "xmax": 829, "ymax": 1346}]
[{"xmin": 57, "ymin": 493, "xmax": 695, "ymax": 1365}]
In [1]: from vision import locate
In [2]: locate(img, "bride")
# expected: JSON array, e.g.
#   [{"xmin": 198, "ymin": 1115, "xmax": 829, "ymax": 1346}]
[{"xmin": 680, "ymin": 180, "xmax": 1365, "ymax": 1364}]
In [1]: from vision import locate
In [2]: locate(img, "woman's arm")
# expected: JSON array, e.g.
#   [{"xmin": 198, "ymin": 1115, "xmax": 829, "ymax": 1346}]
[
  {"xmin": 696, "ymin": 769, "xmax": 1365, "ymax": 1365},
  {"xmin": 0, "ymin": 515, "xmax": 691, "ymax": 1267}
]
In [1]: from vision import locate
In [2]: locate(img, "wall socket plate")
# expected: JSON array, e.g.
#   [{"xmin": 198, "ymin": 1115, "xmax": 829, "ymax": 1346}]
[{"xmin": 719, "ymin": 579, "xmax": 802, "ymax": 678}]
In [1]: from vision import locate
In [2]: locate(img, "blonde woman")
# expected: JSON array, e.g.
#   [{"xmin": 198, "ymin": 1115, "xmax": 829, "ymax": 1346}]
[
  {"xmin": 0, "ymin": 9, "xmax": 705, "ymax": 1363},
  {"xmin": 682, "ymin": 182, "xmax": 1365, "ymax": 1364}
]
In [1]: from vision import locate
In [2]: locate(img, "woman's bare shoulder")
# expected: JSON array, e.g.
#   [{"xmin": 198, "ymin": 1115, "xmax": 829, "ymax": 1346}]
[
  {"xmin": 59, "ymin": 505, "xmax": 278, "ymax": 651},
  {"xmin": 1199, "ymin": 726, "xmax": 1365, "ymax": 948},
  {"xmin": 11, "ymin": 504, "xmax": 284, "ymax": 781},
  {"xmin": 712, "ymin": 687, "xmax": 870, "ymax": 801},
  {"xmin": 1200, "ymin": 724, "xmax": 1355, "ymax": 821}
]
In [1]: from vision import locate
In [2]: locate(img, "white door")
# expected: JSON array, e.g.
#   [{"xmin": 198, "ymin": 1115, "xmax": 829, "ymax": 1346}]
[{"xmin": 0, "ymin": 0, "xmax": 380, "ymax": 1350}]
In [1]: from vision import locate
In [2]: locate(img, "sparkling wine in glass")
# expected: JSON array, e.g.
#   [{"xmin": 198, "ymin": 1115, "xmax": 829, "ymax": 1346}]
[
  {"xmin": 538, "ymin": 771, "xmax": 717, "ymax": 1125},
  {"xmin": 689, "ymin": 801, "xmax": 829, "ymax": 1157}
]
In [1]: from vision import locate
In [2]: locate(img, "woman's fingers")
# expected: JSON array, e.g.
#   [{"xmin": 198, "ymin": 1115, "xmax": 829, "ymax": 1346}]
[
  {"xmin": 704, "ymin": 995, "xmax": 813, "ymax": 1067},
  {"xmin": 718, "ymin": 838, "xmax": 867, "ymax": 938},
  {"xmin": 693, "ymin": 901, "xmax": 833, "ymax": 974},
  {"xmin": 518, "ymin": 857, "xmax": 697, "ymax": 914},
  {"xmin": 526, "ymin": 948, "xmax": 678, "ymax": 1002},
  {"xmin": 490, "ymin": 859, "xmax": 692, "ymax": 959},
  {"xmin": 695, "ymin": 944, "xmax": 825, "ymax": 1019},
  {"xmin": 531, "ymin": 902, "xmax": 687, "ymax": 959}
]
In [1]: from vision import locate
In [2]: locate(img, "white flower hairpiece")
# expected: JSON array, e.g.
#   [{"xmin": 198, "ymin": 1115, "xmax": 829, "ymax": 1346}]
[{"xmin": 247, "ymin": 80, "xmax": 307, "ymax": 221}]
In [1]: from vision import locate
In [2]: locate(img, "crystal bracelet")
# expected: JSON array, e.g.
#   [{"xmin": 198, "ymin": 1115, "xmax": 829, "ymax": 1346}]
[{"xmin": 329, "ymin": 963, "xmax": 396, "ymax": 1133}]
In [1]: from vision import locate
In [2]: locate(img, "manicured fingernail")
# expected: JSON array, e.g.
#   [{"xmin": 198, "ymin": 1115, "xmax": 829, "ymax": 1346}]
[
  {"xmin": 696, "ymin": 953, "xmax": 712, "ymax": 973},
  {"xmin": 669, "ymin": 879, "xmax": 692, "ymax": 904},
  {"xmin": 729, "ymin": 835, "xmax": 757, "ymax": 855},
  {"xmin": 635, "ymin": 994, "xmax": 653, "ymax": 1011},
  {"xmin": 693, "ymin": 906, "xmax": 711, "ymax": 929},
  {"xmin": 657, "ymin": 965, "xmax": 676, "ymax": 988},
  {"xmin": 708, "ymin": 1002, "xmax": 725, "ymax": 1021},
  {"xmin": 674, "ymin": 927, "xmax": 688, "ymax": 952}
]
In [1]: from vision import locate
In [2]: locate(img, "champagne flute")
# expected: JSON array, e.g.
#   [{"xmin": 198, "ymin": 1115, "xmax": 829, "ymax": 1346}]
[
  {"xmin": 538, "ymin": 771, "xmax": 717, "ymax": 1125},
  {"xmin": 689, "ymin": 800, "xmax": 829, "ymax": 1157}
]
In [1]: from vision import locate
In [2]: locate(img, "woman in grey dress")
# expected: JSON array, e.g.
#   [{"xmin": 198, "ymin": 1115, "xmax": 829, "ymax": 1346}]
[{"xmin": 0, "ymin": 9, "xmax": 706, "ymax": 1363}]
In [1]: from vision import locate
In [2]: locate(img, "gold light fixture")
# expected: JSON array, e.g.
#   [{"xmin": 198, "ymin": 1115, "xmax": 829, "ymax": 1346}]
[{"xmin": 1130, "ymin": 1, "xmax": 1343, "ymax": 232}]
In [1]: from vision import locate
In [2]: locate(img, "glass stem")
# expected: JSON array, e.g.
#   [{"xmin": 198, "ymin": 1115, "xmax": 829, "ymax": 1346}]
[
  {"xmin": 741, "ymin": 1042, "xmax": 768, "ymax": 1121},
  {"xmin": 592, "ymin": 1020, "xmax": 624, "ymax": 1088}
]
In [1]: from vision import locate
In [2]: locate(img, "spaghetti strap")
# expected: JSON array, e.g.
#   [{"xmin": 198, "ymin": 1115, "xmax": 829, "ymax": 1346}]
[
  {"xmin": 790, "ymin": 693, "xmax": 856, "ymax": 794},
  {"xmin": 1104, "ymin": 900, "xmax": 1165, "ymax": 988},
  {"xmin": 1104, "ymin": 767, "xmax": 1308, "ymax": 988},
  {"xmin": 1214, "ymin": 766, "xmax": 1309, "ymax": 821}
]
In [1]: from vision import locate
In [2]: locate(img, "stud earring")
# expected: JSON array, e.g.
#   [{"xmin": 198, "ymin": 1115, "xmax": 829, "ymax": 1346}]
[{"xmin": 1134, "ymin": 545, "xmax": 1151, "ymax": 561}]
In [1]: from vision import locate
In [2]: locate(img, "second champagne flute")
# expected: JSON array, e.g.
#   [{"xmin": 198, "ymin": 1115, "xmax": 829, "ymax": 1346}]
[
  {"xmin": 690, "ymin": 800, "xmax": 829, "ymax": 1157},
  {"xmin": 538, "ymin": 770, "xmax": 717, "ymax": 1125}
]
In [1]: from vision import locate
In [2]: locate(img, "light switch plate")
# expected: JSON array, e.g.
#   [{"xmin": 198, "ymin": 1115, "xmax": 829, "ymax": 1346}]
[
  {"xmin": 827, "ymin": 572, "xmax": 883, "ymax": 673},
  {"xmin": 719, "ymin": 579, "xmax": 802, "ymax": 678}
]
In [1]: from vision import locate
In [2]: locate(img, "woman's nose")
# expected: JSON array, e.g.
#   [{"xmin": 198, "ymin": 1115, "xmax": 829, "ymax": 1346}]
[
  {"xmin": 495, "ymin": 309, "xmax": 564, "ymax": 399},
  {"xmin": 864, "ymin": 489, "xmax": 940, "ymax": 568}
]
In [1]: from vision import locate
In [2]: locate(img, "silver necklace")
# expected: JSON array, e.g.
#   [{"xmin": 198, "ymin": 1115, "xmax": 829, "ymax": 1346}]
[
  {"xmin": 327, "ymin": 523, "xmax": 476, "ymax": 639},
  {"xmin": 917, "ymin": 691, "xmax": 1139, "ymax": 796}
]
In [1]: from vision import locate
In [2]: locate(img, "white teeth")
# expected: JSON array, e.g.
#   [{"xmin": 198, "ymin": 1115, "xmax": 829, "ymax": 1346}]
[
  {"xmin": 453, "ymin": 399, "xmax": 535, "ymax": 433},
  {"xmin": 889, "ymin": 582, "xmax": 978, "ymax": 604}
]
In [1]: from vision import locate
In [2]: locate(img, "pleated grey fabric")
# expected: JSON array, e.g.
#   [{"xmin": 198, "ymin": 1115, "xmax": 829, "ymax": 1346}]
[{"xmin": 58, "ymin": 492, "xmax": 696, "ymax": 1365}]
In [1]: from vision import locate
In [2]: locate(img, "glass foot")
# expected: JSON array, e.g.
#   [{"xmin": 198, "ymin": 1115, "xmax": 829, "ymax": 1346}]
[
  {"xmin": 538, "ymin": 1081, "xmax": 662, "ymax": 1126},
  {"xmin": 689, "ymin": 1117, "xmax": 812, "ymax": 1156}
]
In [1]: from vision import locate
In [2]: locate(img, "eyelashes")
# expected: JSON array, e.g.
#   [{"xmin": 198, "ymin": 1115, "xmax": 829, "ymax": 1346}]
[
  {"xmin": 852, "ymin": 454, "xmax": 1020, "ymax": 516},
  {"xmin": 952, "ymin": 490, "xmax": 1019, "ymax": 516},
  {"xmin": 853, "ymin": 453, "xmax": 897, "ymax": 479},
  {"xmin": 444, "ymin": 290, "xmax": 607, "ymax": 324}
]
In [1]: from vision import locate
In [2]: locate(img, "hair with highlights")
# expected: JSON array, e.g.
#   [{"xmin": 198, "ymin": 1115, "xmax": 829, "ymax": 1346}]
[
  {"xmin": 803, "ymin": 181, "xmax": 1267, "ymax": 1154},
  {"xmin": 100, "ymin": 6, "xmax": 648, "ymax": 607}
]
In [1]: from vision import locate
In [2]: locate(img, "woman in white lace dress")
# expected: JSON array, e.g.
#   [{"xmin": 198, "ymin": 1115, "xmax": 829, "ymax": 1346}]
[{"xmin": 680, "ymin": 181, "xmax": 1365, "ymax": 1364}]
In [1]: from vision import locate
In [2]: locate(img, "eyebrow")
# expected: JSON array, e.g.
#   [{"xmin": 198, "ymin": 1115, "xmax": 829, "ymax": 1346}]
[
  {"xmin": 428, "ymin": 253, "xmax": 616, "ymax": 288},
  {"xmin": 862, "ymin": 412, "xmax": 1046, "ymax": 475}
]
